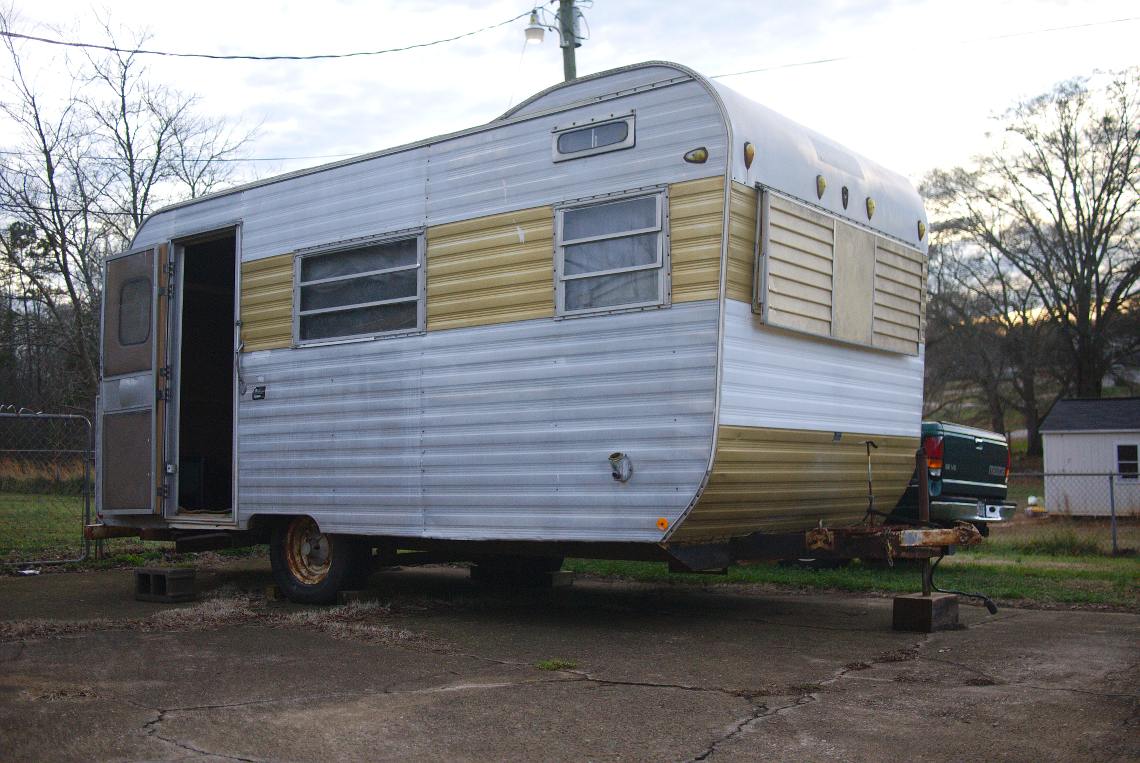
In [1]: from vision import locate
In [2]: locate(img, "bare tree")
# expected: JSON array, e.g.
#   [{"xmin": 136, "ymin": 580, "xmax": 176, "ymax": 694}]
[
  {"xmin": 926, "ymin": 70, "xmax": 1140, "ymax": 398},
  {"xmin": 0, "ymin": 9, "xmax": 254, "ymax": 408}
]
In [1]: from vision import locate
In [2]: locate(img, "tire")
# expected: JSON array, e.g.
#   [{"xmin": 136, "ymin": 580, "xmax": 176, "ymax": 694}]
[{"xmin": 269, "ymin": 517, "xmax": 371, "ymax": 604}]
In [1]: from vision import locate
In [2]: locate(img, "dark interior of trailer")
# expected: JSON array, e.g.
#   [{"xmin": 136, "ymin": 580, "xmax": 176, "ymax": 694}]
[{"xmin": 176, "ymin": 233, "xmax": 236, "ymax": 513}]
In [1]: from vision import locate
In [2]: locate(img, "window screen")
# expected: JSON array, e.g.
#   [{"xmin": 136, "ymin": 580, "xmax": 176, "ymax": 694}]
[
  {"xmin": 1119, "ymin": 444, "xmax": 1139, "ymax": 480},
  {"xmin": 118, "ymin": 277, "xmax": 151, "ymax": 346},
  {"xmin": 556, "ymin": 191, "xmax": 667, "ymax": 315},
  {"xmin": 295, "ymin": 235, "xmax": 423, "ymax": 343},
  {"xmin": 552, "ymin": 115, "xmax": 635, "ymax": 162}
]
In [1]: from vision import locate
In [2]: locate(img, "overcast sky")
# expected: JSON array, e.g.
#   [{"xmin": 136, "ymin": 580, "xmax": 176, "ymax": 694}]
[{"xmin": 6, "ymin": 0, "xmax": 1139, "ymax": 187}]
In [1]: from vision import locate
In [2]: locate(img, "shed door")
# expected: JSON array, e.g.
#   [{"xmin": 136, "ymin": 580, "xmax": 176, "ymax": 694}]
[{"xmin": 100, "ymin": 245, "xmax": 170, "ymax": 514}]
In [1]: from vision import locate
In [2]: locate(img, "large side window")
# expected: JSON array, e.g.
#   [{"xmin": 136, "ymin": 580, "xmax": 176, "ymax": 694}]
[
  {"xmin": 295, "ymin": 233, "xmax": 424, "ymax": 344},
  {"xmin": 555, "ymin": 190, "xmax": 669, "ymax": 316},
  {"xmin": 1118, "ymin": 444, "xmax": 1139, "ymax": 480}
]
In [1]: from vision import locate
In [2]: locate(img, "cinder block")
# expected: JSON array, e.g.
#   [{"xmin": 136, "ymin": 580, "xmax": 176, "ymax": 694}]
[
  {"xmin": 134, "ymin": 567, "xmax": 196, "ymax": 603},
  {"xmin": 892, "ymin": 592, "xmax": 959, "ymax": 632}
]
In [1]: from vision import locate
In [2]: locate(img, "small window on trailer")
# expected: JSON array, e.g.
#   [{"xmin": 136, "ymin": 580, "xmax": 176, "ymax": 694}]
[
  {"xmin": 294, "ymin": 232, "xmax": 425, "ymax": 345},
  {"xmin": 554, "ymin": 189, "xmax": 670, "ymax": 317},
  {"xmin": 118, "ymin": 277, "xmax": 151, "ymax": 346},
  {"xmin": 552, "ymin": 114, "xmax": 635, "ymax": 162},
  {"xmin": 1118, "ymin": 444, "xmax": 1138, "ymax": 480}
]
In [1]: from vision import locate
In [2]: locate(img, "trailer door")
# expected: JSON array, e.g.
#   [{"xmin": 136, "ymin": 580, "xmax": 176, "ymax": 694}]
[{"xmin": 100, "ymin": 245, "xmax": 170, "ymax": 515}]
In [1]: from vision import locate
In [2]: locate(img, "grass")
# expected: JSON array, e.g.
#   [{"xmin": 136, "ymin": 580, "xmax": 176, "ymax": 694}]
[
  {"xmin": 566, "ymin": 516, "xmax": 1140, "ymax": 610},
  {"xmin": 5, "ymin": 488, "xmax": 1137, "ymax": 611},
  {"xmin": 535, "ymin": 658, "xmax": 578, "ymax": 671}
]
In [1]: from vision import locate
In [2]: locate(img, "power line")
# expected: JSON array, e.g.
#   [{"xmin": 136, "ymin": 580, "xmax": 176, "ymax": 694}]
[
  {"xmin": 710, "ymin": 16, "xmax": 1140, "ymax": 79},
  {"xmin": 0, "ymin": 149, "xmax": 355, "ymax": 163},
  {"xmin": 0, "ymin": 9, "xmax": 533, "ymax": 61}
]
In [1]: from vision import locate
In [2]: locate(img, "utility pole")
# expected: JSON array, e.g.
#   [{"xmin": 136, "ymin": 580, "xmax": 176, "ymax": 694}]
[{"xmin": 558, "ymin": 0, "xmax": 577, "ymax": 81}]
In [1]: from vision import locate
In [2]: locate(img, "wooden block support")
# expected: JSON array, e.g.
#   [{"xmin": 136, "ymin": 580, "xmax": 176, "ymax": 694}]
[
  {"xmin": 134, "ymin": 567, "xmax": 196, "ymax": 603},
  {"xmin": 892, "ymin": 592, "xmax": 959, "ymax": 632}
]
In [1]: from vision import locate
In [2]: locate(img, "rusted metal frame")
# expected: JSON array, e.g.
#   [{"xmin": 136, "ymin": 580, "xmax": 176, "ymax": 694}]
[
  {"xmin": 1, "ymin": 411, "xmax": 94, "ymax": 567},
  {"xmin": 917, "ymin": 446, "xmax": 932, "ymax": 596},
  {"xmin": 665, "ymin": 522, "xmax": 982, "ymax": 572}
]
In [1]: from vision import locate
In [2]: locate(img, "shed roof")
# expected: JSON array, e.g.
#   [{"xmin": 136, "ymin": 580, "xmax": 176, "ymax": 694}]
[{"xmin": 1040, "ymin": 397, "xmax": 1140, "ymax": 433}]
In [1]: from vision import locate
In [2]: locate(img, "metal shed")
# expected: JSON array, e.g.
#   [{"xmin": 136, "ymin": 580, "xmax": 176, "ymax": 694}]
[{"xmin": 1040, "ymin": 397, "xmax": 1140, "ymax": 516}]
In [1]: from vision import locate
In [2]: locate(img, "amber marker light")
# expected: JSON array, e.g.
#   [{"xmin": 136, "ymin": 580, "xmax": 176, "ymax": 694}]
[
  {"xmin": 684, "ymin": 147, "xmax": 708, "ymax": 163},
  {"xmin": 866, "ymin": 197, "xmax": 876, "ymax": 219},
  {"xmin": 743, "ymin": 141, "xmax": 755, "ymax": 169},
  {"xmin": 917, "ymin": 220, "xmax": 926, "ymax": 240},
  {"xmin": 816, "ymin": 174, "xmax": 827, "ymax": 199},
  {"xmin": 656, "ymin": 517, "xmax": 669, "ymax": 531}
]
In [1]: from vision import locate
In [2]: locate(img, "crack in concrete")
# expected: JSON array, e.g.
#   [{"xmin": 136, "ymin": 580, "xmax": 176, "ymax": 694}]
[{"xmin": 143, "ymin": 708, "xmax": 263, "ymax": 762}]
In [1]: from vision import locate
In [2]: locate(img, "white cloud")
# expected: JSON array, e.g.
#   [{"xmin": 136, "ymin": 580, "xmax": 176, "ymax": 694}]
[{"xmin": 5, "ymin": 0, "xmax": 1138, "ymax": 188}]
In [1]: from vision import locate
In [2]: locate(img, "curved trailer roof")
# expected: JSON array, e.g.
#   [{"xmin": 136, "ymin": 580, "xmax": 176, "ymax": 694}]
[{"xmin": 135, "ymin": 61, "xmax": 926, "ymax": 253}]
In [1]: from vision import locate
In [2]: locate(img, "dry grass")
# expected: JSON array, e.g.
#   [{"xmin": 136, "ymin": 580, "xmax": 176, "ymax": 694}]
[{"xmin": 0, "ymin": 587, "xmax": 447, "ymax": 651}]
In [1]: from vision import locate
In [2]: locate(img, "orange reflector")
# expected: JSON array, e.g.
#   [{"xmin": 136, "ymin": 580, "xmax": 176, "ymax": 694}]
[
  {"xmin": 683, "ymin": 147, "xmax": 708, "ymax": 163},
  {"xmin": 743, "ymin": 141, "xmax": 755, "ymax": 169},
  {"xmin": 656, "ymin": 517, "xmax": 669, "ymax": 531}
]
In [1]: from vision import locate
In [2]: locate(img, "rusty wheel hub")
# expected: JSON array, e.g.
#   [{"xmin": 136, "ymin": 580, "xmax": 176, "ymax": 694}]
[{"xmin": 284, "ymin": 517, "xmax": 331, "ymax": 585}]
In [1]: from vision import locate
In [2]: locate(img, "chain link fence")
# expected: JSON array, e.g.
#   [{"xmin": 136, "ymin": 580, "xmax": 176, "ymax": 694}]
[
  {"xmin": 1009, "ymin": 471, "xmax": 1138, "ymax": 554},
  {"xmin": 0, "ymin": 409, "xmax": 95, "ymax": 566}
]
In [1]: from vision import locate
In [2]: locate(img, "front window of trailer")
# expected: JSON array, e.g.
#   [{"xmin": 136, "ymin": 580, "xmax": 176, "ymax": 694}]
[
  {"xmin": 555, "ymin": 191, "xmax": 668, "ymax": 316},
  {"xmin": 295, "ymin": 234, "xmax": 424, "ymax": 344}
]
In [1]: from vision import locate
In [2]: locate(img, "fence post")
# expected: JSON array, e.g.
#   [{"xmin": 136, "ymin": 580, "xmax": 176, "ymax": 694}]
[{"xmin": 1108, "ymin": 473, "xmax": 1117, "ymax": 556}]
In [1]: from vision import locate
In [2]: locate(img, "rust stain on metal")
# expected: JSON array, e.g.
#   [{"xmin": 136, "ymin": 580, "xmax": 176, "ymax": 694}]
[{"xmin": 805, "ymin": 527, "xmax": 836, "ymax": 552}]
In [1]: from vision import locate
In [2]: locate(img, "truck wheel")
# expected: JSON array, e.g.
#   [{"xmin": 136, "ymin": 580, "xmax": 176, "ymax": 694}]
[{"xmin": 270, "ymin": 517, "xmax": 369, "ymax": 604}]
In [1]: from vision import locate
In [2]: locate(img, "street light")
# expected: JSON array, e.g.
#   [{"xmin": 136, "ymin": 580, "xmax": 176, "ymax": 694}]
[{"xmin": 524, "ymin": 1, "xmax": 584, "ymax": 82}]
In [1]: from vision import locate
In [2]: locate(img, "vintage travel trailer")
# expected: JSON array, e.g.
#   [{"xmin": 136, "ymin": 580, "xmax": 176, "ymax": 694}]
[{"xmin": 96, "ymin": 62, "xmax": 929, "ymax": 601}]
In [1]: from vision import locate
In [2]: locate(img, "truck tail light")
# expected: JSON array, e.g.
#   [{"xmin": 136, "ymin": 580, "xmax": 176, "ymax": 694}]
[
  {"xmin": 1005, "ymin": 447, "xmax": 1011, "ymax": 481},
  {"xmin": 923, "ymin": 434, "xmax": 944, "ymax": 472}
]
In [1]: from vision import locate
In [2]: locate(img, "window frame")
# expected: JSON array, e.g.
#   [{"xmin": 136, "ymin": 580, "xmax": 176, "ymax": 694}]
[
  {"xmin": 551, "ymin": 113, "xmax": 636, "ymax": 163},
  {"xmin": 292, "ymin": 229, "xmax": 426, "ymax": 347},
  {"xmin": 117, "ymin": 276, "xmax": 152, "ymax": 347},
  {"xmin": 1117, "ymin": 441, "xmax": 1139, "ymax": 481},
  {"xmin": 554, "ymin": 187, "xmax": 671, "ymax": 319}
]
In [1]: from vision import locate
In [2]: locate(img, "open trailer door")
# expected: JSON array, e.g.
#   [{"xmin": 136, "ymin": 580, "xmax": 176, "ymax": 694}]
[{"xmin": 99, "ymin": 245, "xmax": 170, "ymax": 516}]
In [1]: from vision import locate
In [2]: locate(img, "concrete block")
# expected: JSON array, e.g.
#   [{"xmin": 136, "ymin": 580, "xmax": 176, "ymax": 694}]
[
  {"xmin": 892, "ymin": 592, "xmax": 959, "ymax": 632},
  {"xmin": 134, "ymin": 567, "xmax": 196, "ymax": 603}
]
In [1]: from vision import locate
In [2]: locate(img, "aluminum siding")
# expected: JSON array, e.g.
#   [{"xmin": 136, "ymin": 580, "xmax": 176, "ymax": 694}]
[
  {"xmin": 236, "ymin": 301, "xmax": 719, "ymax": 541},
  {"xmin": 669, "ymin": 177, "xmax": 724, "ymax": 303},
  {"xmin": 719, "ymin": 299, "xmax": 923, "ymax": 438},
  {"xmin": 132, "ymin": 79, "xmax": 727, "ymax": 265},
  {"xmin": 240, "ymin": 254, "xmax": 293, "ymax": 351},
  {"xmin": 671, "ymin": 426, "xmax": 917, "ymax": 541},
  {"xmin": 426, "ymin": 205, "xmax": 554, "ymax": 331}
]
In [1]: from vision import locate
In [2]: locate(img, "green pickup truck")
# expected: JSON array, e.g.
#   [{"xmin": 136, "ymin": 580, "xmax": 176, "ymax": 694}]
[{"xmin": 889, "ymin": 421, "xmax": 1017, "ymax": 535}]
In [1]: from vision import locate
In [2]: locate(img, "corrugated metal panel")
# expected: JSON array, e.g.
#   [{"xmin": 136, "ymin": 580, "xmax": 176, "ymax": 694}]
[
  {"xmin": 671, "ymin": 426, "xmax": 916, "ymax": 541},
  {"xmin": 764, "ymin": 193, "xmax": 834, "ymax": 336},
  {"xmin": 720, "ymin": 300, "xmax": 923, "ymax": 437},
  {"xmin": 670, "ymin": 176, "xmax": 723, "ymax": 303},
  {"xmin": 426, "ymin": 206, "xmax": 554, "ymax": 331},
  {"xmin": 132, "ymin": 77, "xmax": 726, "ymax": 265},
  {"xmin": 505, "ymin": 65, "xmax": 695, "ymax": 118},
  {"xmin": 236, "ymin": 300, "xmax": 719, "ymax": 542},
  {"xmin": 726, "ymin": 182, "xmax": 756, "ymax": 303},
  {"xmin": 240, "ymin": 254, "xmax": 293, "ymax": 352},
  {"xmin": 873, "ymin": 237, "xmax": 925, "ymax": 355}
]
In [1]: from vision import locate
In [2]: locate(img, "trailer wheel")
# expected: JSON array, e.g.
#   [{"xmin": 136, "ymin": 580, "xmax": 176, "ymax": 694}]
[{"xmin": 270, "ymin": 517, "xmax": 369, "ymax": 604}]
